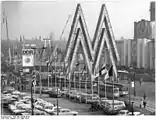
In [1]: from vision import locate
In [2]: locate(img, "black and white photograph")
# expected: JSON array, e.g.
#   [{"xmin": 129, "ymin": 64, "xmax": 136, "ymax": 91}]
[{"xmin": 1, "ymin": 0, "xmax": 155, "ymax": 117}]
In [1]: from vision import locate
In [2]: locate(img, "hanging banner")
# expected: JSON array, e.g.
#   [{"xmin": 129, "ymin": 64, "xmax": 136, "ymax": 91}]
[{"xmin": 22, "ymin": 49, "xmax": 34, "ymax": 67}]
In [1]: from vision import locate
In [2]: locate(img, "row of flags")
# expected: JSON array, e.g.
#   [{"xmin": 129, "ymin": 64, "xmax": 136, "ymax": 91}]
[{"xmin": 66, "ymin": 61, "xmax": 114, "ymax": 81}]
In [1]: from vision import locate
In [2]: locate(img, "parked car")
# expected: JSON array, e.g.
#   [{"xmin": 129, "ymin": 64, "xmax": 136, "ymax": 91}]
[
  {"xmin": 101, "ymin": 100, "xmax": 126, "ymax": 115},
  {"xmin": 117, "ymin": 110, "xmax": 129, "ymax": 116},
  {"xmin": 53, "ymin": 108, "xmax": 78, "ymax": 115},
  {"xmin": 80, "ymin": 93, "xmax": 88, "ymax": 103},
  {"xmin": 44, "ymin": 106, "xmax": 62, "ymax": 115},
  {"xmin": 60, "ymin": 88, "xmax": 69, "ymax": 97},
  {"xmin": 42, "ymin": 88, "xmax": 52, "ymax": 94},
  {"xmin": 75, "ymin": 92, "xmax": 83, "ymax": 101},
  {"xmin": 128, "ymin": 112, "xmax": 144, "ymax": 116},
  {"xmin": 86, "ymin": 94, "xmax": 100, "ymax": 104},
  {"xmin": 68, "ymin": 90, "xmax": 77, "ymax": 99},
  {"xmin": 48, "ymin": 89, "xmax": 61, "ymax": 98}
]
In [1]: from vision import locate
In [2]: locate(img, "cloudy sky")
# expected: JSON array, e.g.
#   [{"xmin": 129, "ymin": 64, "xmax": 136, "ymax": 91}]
[{"xmin": 1, "ymin": 0, "xmax": 152, "ymax": 40}]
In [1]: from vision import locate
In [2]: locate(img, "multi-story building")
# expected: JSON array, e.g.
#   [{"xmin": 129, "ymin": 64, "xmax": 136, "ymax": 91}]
[
  {"xmin": 116, "ymin": 38, "xmax": 132, "ymax": 67},
  {"xmin": 134, "ymin": 1, "xmax": 155, "ymax": 70}
]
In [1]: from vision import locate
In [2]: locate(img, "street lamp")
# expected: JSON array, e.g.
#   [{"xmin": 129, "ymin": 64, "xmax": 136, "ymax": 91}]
[
  {"xmin": 131, "ymin": 101, "xmax": 134, "ymax": 115},
  {"xmin": 56, "ymin": 74, "xmax": 60, "ymax": 116},
  {"xmin": 31, "ymin": 79, "xmax": 34, "ymax": 115}
]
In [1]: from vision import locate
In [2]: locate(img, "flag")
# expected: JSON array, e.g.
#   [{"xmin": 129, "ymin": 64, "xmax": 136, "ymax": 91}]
[
  {"xmin": 108, "ymin": 65, "xmax": 113, "ymax": 76},
  {"xmin": 99, "ymin": 64, "xmax": 107, "ymax": 76},
  {"xmin": 94, "ymin": 64, "xmax": 107, "ymax": 78},
  {"xmin": 75, "ymin": 62, "xmax": 79, "ymax": 66},
  {"xmin": 104, "ymin": 65, "xmax": 113, "ymax": 80}
]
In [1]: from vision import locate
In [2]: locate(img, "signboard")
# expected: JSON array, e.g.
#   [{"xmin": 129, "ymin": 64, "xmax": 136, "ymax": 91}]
[
  {"xmin": 22, "ymin": 49, "xmax": 34, "ymax": 67},
  {"xmin": 131, "ymin": 81, "xmax": 134, "ymax": 88},
  {"xmin": 23, "ymin": 68, "xmax": 30, "ymax": 73}
]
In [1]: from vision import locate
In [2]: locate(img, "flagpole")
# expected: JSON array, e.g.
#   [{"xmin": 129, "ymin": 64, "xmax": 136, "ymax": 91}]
[
  {"xmin": 90, "ymin": 61, "xmax": 93, "ymax": 100},
  {"xmin": 74, "ymin": 71, "xmax": 75, "ymax": 90},
  {"xmin": 55, "ymin": 58, "xmax": 56, "ymax": 88},
  {"xmin": 64, "ymin": 61, "xmax": 66, "ymax": 88},
  {"xmin": 79, "ymin": 64, "xmax": 80, "ymax": 93},
  {"xmin": 39, "ymin": 58, "xmax": 42, "ymax": 97},
  {"xmin": 48, "ymin": 62, "xmax": 49, "ymax": 88},
  {"xmin": 112, "ymin": 69, "xmax": 114, "ymax": 112},
  {"xmin": 105, "ymin": 74, "xmax": 107, "ymax": 98}
]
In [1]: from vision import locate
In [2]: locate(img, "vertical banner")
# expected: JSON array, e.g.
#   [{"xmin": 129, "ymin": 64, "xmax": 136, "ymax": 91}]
[{"xmin": 22, "ymin": 49, "xmax": 34, "ymax": 67}]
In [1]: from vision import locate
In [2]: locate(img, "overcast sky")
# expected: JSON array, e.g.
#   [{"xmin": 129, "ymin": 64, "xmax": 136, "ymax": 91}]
[{"xmin": 1, "ymin": 0, "xmax": 152, "ymax": 40}]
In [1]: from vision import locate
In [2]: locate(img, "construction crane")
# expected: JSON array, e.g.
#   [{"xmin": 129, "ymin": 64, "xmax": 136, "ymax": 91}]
[{"xmin": 60, "ymin": 15, "xmax": 72, "ymax": 41}]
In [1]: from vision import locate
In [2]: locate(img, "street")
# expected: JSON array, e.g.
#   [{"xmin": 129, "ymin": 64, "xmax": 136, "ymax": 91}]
[{"xmin": 1, "ymin": 93, "xmax": 104, "ymax": 115}]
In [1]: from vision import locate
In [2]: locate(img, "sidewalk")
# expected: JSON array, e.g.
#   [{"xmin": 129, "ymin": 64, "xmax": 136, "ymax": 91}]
[{"xmin": 130, "ymin": 95, "xmax": 155, "ymax": 113}]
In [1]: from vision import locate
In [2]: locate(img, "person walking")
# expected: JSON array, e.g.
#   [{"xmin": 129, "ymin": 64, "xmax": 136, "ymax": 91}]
[
  {"xmin": 143, "ymin": 99, "xmax": 147, "ymax": 108},
  {"xmin": 139, "ymin": 99, "xmax": 142, "ymax": 108},
  {"xmin": 139, "ymin": 78, "xmax": 143, "ymax": 86}
]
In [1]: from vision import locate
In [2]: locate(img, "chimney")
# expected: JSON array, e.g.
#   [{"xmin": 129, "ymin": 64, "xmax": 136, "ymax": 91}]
[{"xmin": 150, "ymin": 1, "xmax": 155, "ymax": 21}]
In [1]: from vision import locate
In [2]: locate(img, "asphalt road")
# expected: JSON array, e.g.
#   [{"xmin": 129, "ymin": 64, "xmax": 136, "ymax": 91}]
[{"xmin": 34, "ymin": 94, "xmax": 104, "ymax": 115}]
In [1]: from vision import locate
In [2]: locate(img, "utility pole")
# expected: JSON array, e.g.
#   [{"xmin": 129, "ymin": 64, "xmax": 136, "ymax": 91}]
[
  {"xmin": 64, "ymin": 61, "xmax": 66, "ymax": 88},
  {"xmin": 133, "ymin": 71, "xmax": 136, "ymax": 96},
  {"xmin": 31, "ymin": 80, "xmax": 34, "ymax": 115},
  {"xmin": 47, "ymin": 61, "xmax": 50, "ymax": 88},
  {"xmin": 38, "ymin": 46, "xmax": 47, "ymax": 97},
  {"xmin": 112, "ymin": 75, "xmax": 114, "ymax": 112},
  {"xmin": 128, "ymin": 68, "xmax": 132, "ymax": 111}
]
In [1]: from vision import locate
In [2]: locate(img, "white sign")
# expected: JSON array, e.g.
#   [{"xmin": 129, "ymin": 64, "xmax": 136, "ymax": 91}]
[
  {"xmin": 22, "ymin": 49, "xmax": 34, "ymax": 67},
  {"xmin": 23, "ymin": 68, "xmax": 30, "ymax": 73},
  {"xmin": 131, "ymin": 81, "xmax": 134, "ymax": 88}
]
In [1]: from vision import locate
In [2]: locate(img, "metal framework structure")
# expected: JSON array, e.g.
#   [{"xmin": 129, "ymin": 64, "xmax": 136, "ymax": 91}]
[
  {"xmin": 65, "ymin": 4, "xmax": 93, "ymax": 74},
  {"xmin": 92, "ymin": 4, "xmax": 120, "ymax": 78},
  {"xmin": 65, "ymin": 4, "xmax": 119, "ymax": 79}
]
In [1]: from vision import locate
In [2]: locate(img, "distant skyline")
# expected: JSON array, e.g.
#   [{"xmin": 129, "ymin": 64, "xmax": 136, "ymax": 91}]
[{"xmin": 1, "ymin": 0, "xmax": 153, "ymax": 40}]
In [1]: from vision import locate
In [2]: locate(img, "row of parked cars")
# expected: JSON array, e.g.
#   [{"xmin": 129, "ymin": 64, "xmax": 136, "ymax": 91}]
[
  {"xmin": 2, "ymin": 87, "xmax": 78, "ymax": 115},
  {"xmin": 40, "ymin": 87, "xmax": 142, "ymax": 115}
]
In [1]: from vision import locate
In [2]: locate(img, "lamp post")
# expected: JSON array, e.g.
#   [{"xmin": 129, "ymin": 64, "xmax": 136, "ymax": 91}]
[
  {"xmin": 90, "ymin": 61, "xmax": 93, "ymax": 100},
  {"xmin": 31, "ymin": 79, "xmax": 34, "ymax": 115},
  {"xmin": 128, "ymin": 70, "xmax": 131, "ymax": 110},
  {"xmin": 56, "ymin": 83, "xmax": 59, "ymax": 116},
  {"xmin": 133, "ymin": 72, "xmax": 136, "ymax": 97},
  {"xmin": 47, "ymin": 62, "xmax": 50, "ymax": 88},
  {"xmin": 132, "ymin": 101, "xmax": 134, "ymax": 115}
]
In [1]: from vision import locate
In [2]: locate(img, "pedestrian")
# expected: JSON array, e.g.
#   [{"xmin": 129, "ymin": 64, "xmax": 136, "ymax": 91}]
[
  {"xmin": 91, "ymin": 103, "xmax": 94, "ymax": 112},
  {"xmin": 143, "ymin": 100, "xmax": 147, "ymax": 108},
  {"xmin": 140, "ymin": 78, "xmax": 143, "ymax": 86},
  {"xmin": 139, "ymin": 99, "xmax": 142, "ymax": 108}
]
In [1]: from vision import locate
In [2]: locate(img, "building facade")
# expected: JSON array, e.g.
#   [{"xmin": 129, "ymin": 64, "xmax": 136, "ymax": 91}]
[{"xmin": 116, "ymin": 38, "xmax": 132, "ymax": 67}]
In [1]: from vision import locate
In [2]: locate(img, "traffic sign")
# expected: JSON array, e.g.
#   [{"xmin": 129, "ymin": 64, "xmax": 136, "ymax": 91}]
[
  {"xmin": 23, "ymin": 68, "xmax": 30, "ymax": 73},
  {"xmin": 22, "ymin": 49, "xmax": 34, "ymax": 67}
]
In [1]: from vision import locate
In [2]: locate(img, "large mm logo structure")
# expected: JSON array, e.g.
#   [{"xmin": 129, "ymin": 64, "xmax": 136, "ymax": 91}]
[{"xmin": 65, "ymin": 4, "xmax": 120, "ymax": 80}]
